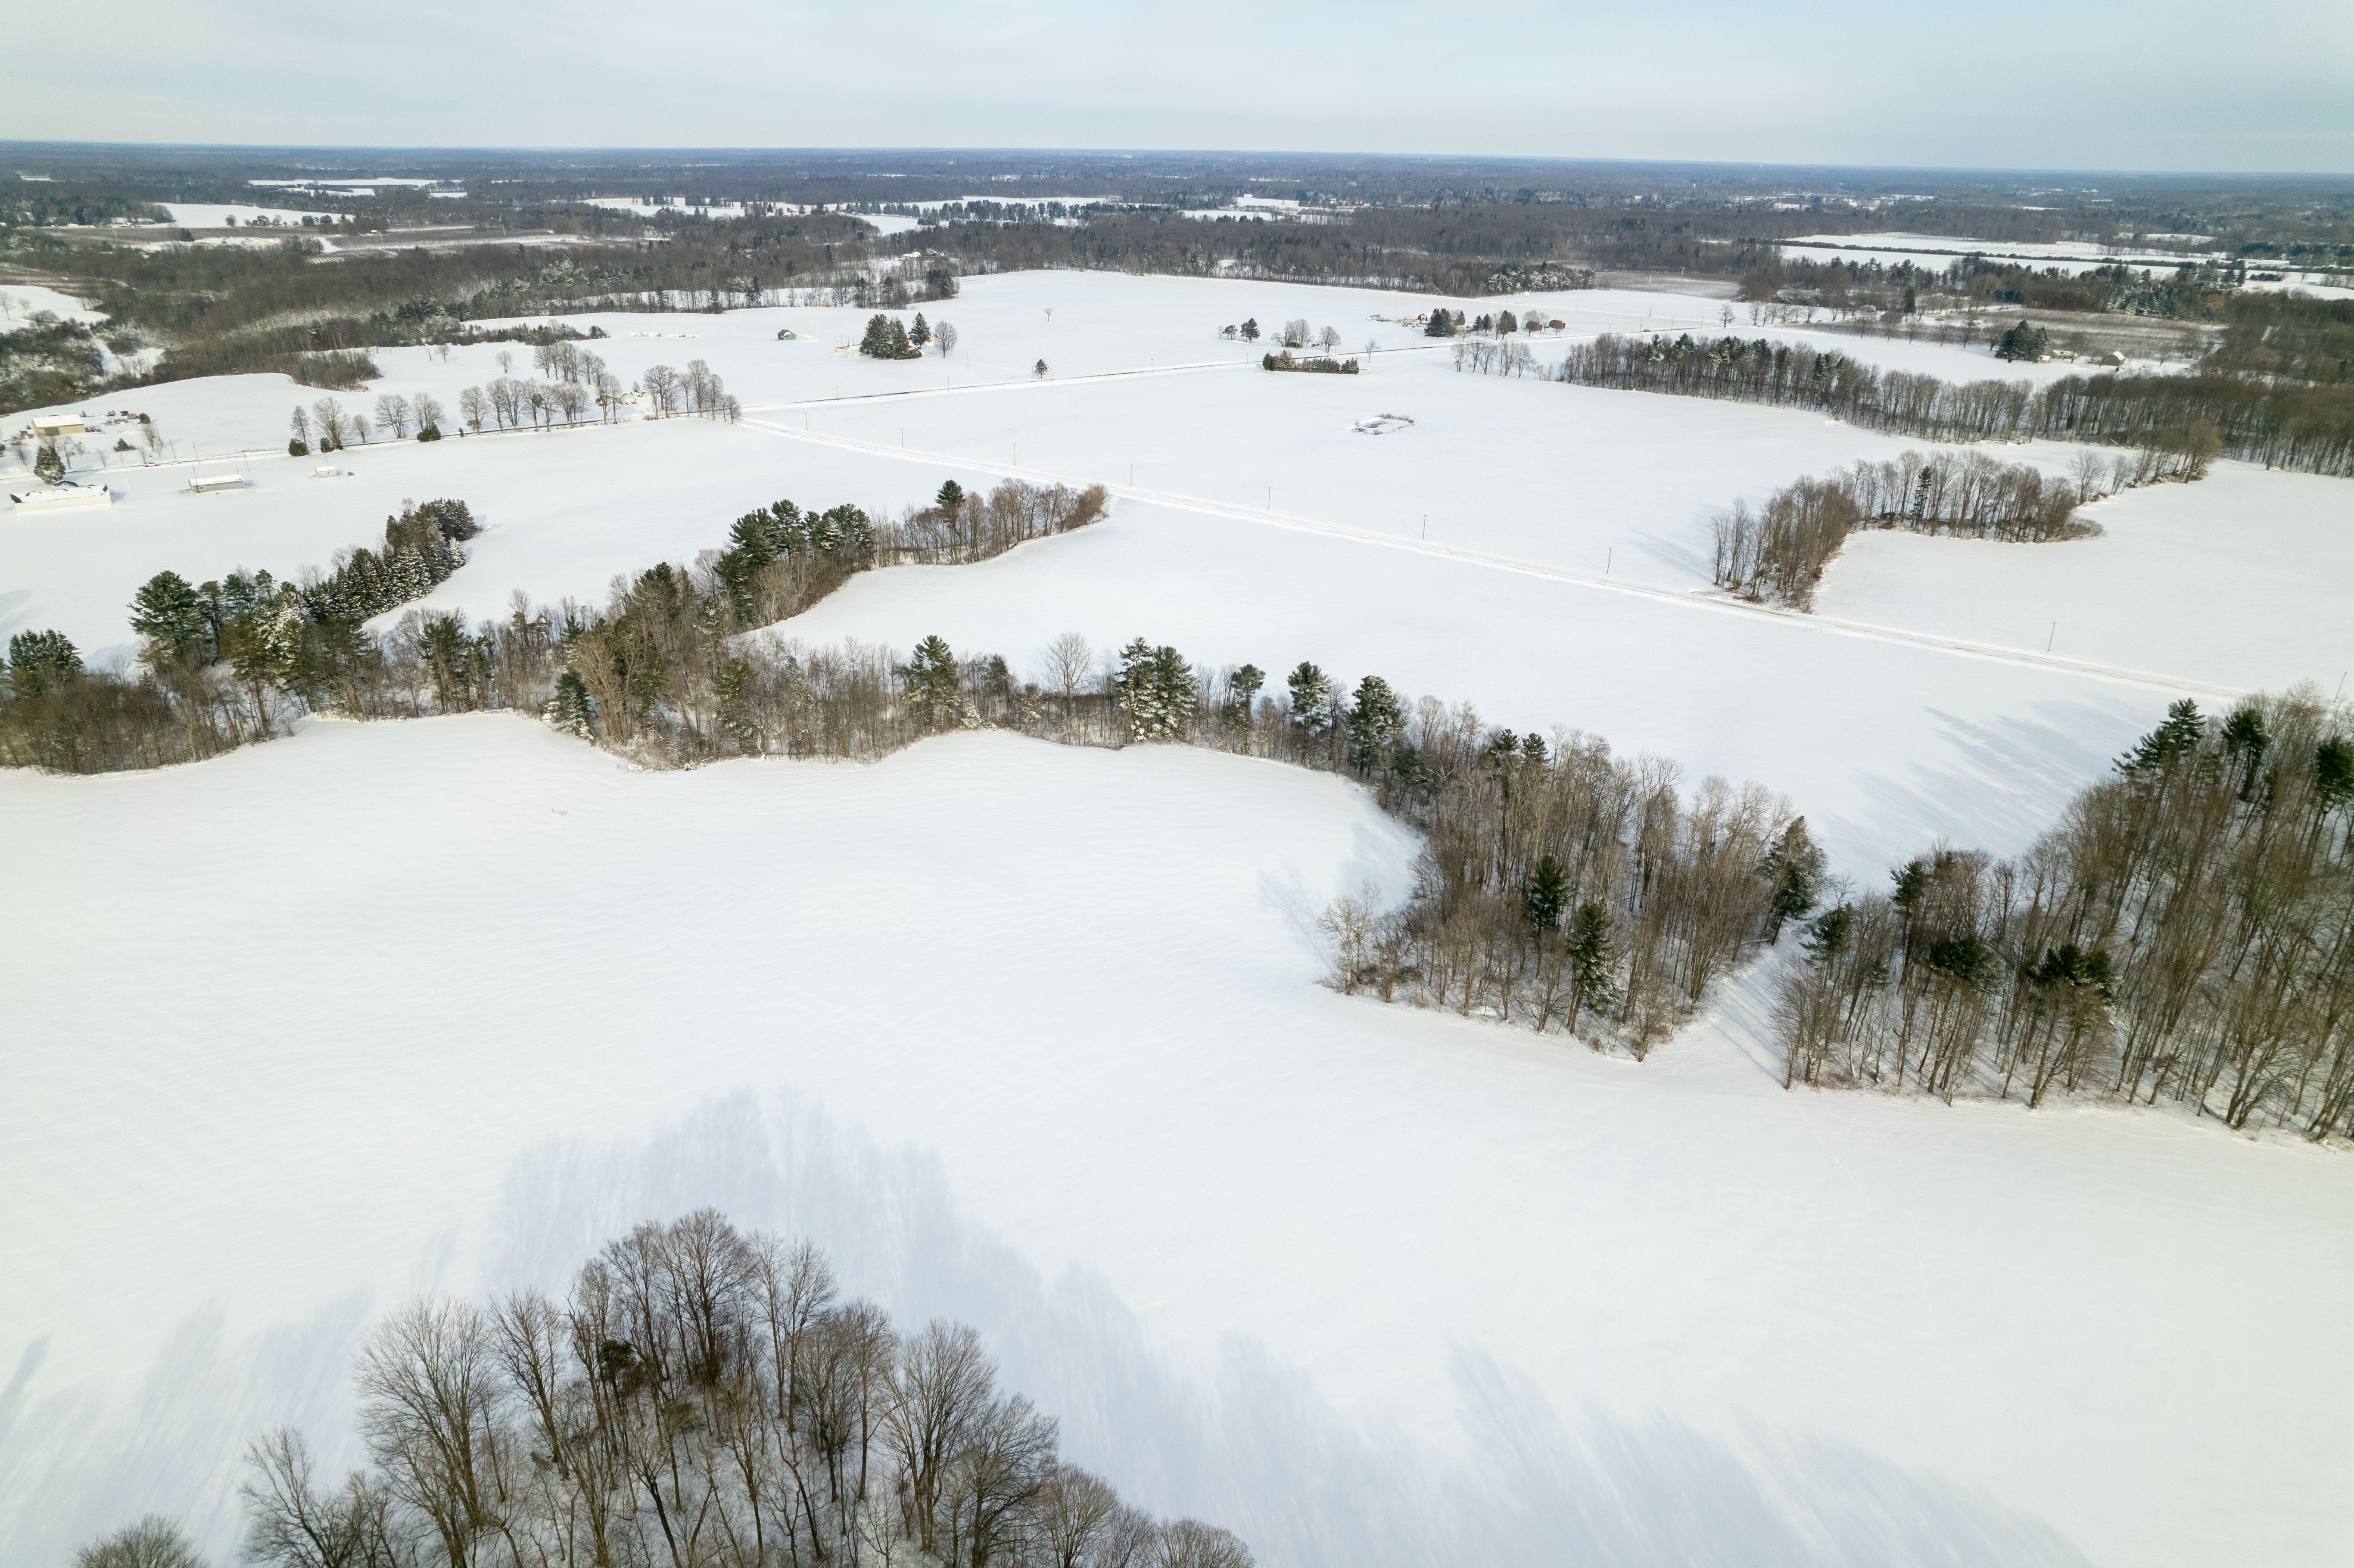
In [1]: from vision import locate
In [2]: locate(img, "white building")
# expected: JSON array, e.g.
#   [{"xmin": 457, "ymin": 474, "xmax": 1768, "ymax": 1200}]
[{"xmin": 9, "ymin": 482, "xmax": 111, "ymax": 513}]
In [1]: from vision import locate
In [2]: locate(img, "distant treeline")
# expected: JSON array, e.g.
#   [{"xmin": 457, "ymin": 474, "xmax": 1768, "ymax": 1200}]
[
  {"xmin": 1711, "ymin": 448, "xmax": 2108, "ymax": 610},
  {"xmin": 1553, "ymin": 332, "xmax": 2354, "ymax": 477},
  {"xmin": 75, "ymin": 1211, "xmax": 1251, "ymax": 1568},
  {"xmin": 1779, "ymin": 693, "xmax": 2354, "ymax": 1139}
]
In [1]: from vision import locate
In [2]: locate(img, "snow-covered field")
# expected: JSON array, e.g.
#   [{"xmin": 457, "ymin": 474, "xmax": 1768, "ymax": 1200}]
[
  {"xmin": 5, "ymin": 269, "xmax": 2351, "ymax": 1567},
  {"xmin": 5, "ymin": 720, "xmax": 2348, "ymax": 1568},
  {"xmin": 0, "ymin": 285, "xmax": 106, "ymax": 330},
  {"xmin": 144, "ymin": 203, "xmax": 354, "ymax": 230},
  {"xmin": 1780, "ymin": 232, "xmax": 2220, "ymax": 276}
]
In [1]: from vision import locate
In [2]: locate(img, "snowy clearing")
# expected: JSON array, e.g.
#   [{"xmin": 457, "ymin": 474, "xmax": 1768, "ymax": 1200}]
[
  {"xmin": 0, "ymin": 284, "xmax": 106, "ymax": 330},
  {"xmin": 3, "ymin": 719, "xmax": 2347, "ymax": 1568},
  {"xmin": 5, "ymin": 268, "xmax": 2351, "ymax": 1566}
]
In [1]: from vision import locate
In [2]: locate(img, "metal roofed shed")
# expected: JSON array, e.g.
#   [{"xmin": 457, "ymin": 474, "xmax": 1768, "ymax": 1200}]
[
  {"xmin": 187, "ymin": 471, "xmax": 247, "ymax": 493},
  {"xmin": 9, "ymin": 481, "xmax": 112, "ymax": 513}
]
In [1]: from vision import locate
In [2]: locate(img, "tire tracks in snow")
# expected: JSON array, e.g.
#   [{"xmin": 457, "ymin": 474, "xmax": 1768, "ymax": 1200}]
[{"xmin": 732, "ymin": 414, "xmax": 2241, "ymax": 702}]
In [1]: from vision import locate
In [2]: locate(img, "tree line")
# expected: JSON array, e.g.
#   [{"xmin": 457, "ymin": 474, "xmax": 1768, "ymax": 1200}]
[
  {"xmin": 1551, "ymin": 331, "xmax": 2354, "ymax": 477},
  {"xmin": 0, "ymin": 482, "xmax": 1102, "ymax": 773},
  {"xmin": 1777, "ymin": 693, "xmax": 2354, "ymax": 1138},
  {"xmin": 69, "ymin": 1210, "xmax": 1251, "ymax": 1568},
  {"xmin": 1709, "ymin": 448, "xmax": 2107, "ymax": 610}
]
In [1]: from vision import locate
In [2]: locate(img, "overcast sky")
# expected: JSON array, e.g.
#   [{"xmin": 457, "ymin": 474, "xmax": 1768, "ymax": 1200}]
[{"xmin": 9, "ymin": 0, "xmax": 2348, "ymax": 173}]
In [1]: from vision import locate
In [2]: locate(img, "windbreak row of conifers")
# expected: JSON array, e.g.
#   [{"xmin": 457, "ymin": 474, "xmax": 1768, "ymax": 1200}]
[{"xmin": 1553, "ymin": 332, "xmax": 2353, "ymax": 477}]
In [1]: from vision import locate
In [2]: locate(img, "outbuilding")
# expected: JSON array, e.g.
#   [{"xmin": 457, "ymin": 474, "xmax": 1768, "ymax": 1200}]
[
  {"xmin": 187, "ymin": 472, "xmax": 247, "ymax": 493},
  {"xmin": 32, "ymin": 415, "xmax": 87, "ymax": 438},
  {"xmin": 9, "ymin": 481, "xmax": 111, "ymax": 513}
]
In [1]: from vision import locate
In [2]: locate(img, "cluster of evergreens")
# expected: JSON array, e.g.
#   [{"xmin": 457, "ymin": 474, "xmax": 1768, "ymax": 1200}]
[
  {"xmin": 1778, "ymin": 694, "xmax": 2354, "ymax": 1138},
  {"xmin": 1710, "ymin": 448, "xmax": 2103, "ymax": 609},
  {"xmin": 0, "ymin": 499, "xmax": 478, "ymax": 770},
  {"xmin": 1552, "ymin": 332, "xmax": 2354, "ymax": 476},
  {"xmin": 1260, "ymin": 351, "xmax": 1358, "ymax": 373},
  {"xmin": 74, "ymin": 1212, "xmax": 1250, "ymax": 1568}
]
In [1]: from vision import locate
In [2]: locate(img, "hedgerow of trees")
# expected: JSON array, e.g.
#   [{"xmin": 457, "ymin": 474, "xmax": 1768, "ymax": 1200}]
[
  {"xmin": 76, "ymin": 1210, "xmax": 1252, "ymax": 1568},
  {"xmin": 1778, "ymin": 693, "xmax": 2354, "ymax": 1139},
  {"xmin": 1552, "ymin": 331, "xmax": 2350, "ymax": 476},
  {"xmin": 1709, "ymin": 448, "xmax": 2106, "ymax": 609}
]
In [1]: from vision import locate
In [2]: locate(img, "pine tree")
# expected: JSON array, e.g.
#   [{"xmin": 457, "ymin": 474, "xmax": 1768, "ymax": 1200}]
[
  {"xmin": 2317, "ymin": 737, "xmax": 2354, "ymax": 811},
  {"xmin": 1227, "ymin": 663, "xmax": 1265, "ymax": 726},
  {"xmin": 859, "ymin": 314, "xmax": 894, "ymax": 357},
  {"xmin": 34, "ymin": 441, "xmax": 64, "ymax": 484},
  {"xmin": 1113, "ymin": 638, "xmax": 1194, "ymax": 740},
  {"xmin": 716, "ymin": 656, "xmax": 760, "ymax": 752},
  {"xmin": 128, "ymin": 571, "xmax": 209, "ymax": 665},
  {"xmin": 1425, "ymin": 309, "xmax": 1455, "ymax": 338},
  {"xmin": 1286, "ymin": 661, "xmax": 1333, "ymax": 740},
  {"xmin": 1239, "ymin": 318, "xmax": 1260, "ymax": 342},
  {"xmin": 1761, "ymin": 817, "xmax": 1823, "ymax": 940},
  {"xmin": 544, "ymin": 670, "xmax": 595, "ymax": 737},
  {"xmin": 1801, "ymin": 904, "xmax": 1853, "ymax": 966},
  {"xmin": 910, "ymin": 312, "xmax": 931, "ymax": 347},
  {"xmin": 904, "ymin": 634, "xmax": 963, "ymax": 728},
  {"xmin": 935, "ymin": 480, "xmax": 964, "ymax": 513},
  {"xmin": 1567, "ymin": 902, "xmax": 1619, "ymax": 1027},
  {"xmin": 1524, "ymin": 855, "xmax": 1569, "ymax": 932},
  {"xmin": 6, "ymin": 628, "xmax": 81, "ymax": 697},
  {"xmin": 2115, "ymin": 699, "xmax": 2205, "ymax": 776},
  {"xmin": 886, "ymin": 320, "xmax": 915, "ymax": 358},
  {"xmin": 1345, "ymin": 674, "xmax": 1403, "ymax": 775},
  {"xmin": 1034, "ymin": 359, "xmax": 1049, "ymax": 378}
]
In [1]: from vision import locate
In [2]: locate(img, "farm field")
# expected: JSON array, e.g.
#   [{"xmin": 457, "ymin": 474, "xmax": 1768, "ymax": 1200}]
[
  {"xmin": 4, "ymin": 267, "xmax": 2350, "ymax": 1568},
  {"xmin": 3, "ymin": 719, "xmax": 2348, "ymax": 1568}
]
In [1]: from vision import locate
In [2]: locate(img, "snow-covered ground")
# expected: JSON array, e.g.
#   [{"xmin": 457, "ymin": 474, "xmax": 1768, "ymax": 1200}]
[
  {"xmin": 1816, "ymin": 461, "xmax": 2354, "ymax": 695},
  {"xmin": 2, "ymin": 720, "xmax": 2346, "ymax": 1568},
  {"xmin": 0, "ymin": 284, "xmax": 106, "ymax": 330},
  {"xmin": 1780, "ymin": 232, "xmax": 2220, "ymax": 277},
  {"xmin": 7, "ymin": 272, "xmax": 2346, "ymax": 870},
  {"xmin": 142, "ymin": 203, "xmax": 354, "ymax": 230},
  {"xmin": 6, "ymin": 268, "xmax": 2351, "ymax": 1567}
]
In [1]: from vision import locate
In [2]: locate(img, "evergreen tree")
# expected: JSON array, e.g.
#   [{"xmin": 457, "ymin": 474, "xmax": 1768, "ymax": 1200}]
[
  {"xmin": 1115, "ymin": 638, "xmax": 1195, "ymax": 740},
  {"xmin": 716, "ymin": 657, "xmax": 760, "ymax": 751},
  {"xmin": 1034, "ymin": 359, "xmax": 1049, "ymax": 378},
  {"xmin": 2317, "ymin": 737, "xmax": 2354, "ymax": 811},
  {"xmin": 935, "ymin": 480, "xmax": 965, "ymax": 513},
  {"xmin": 1227, "ymin": 662, "xmax": 1265, "ymax": 726},
  {"xmin": 1239, "ymin": 318, "xmax": 1260, "ymax": 342},
  {"xmin": 1761, "ymin": 817, "xmax": 1823, "ymax": 940},
  {"xmin": 904, "ymin": 634, "xmax": 962, "ymax": 728},
  {"xmin": 1567, "ymin": 901, "xmax": 1619, "ymax": 1027},
  {"xmin": 1524, "ymin": 854, "xmax": 1569, "ymax": 931},
  {"xmin": 859, "ymin": 314, "xmax": 894, "ymax": 357},
  {"xmin": 1425, "ymin": 309, "xmax": 1456, "ymax": 338},
  {"xmin": 1286, "ymin": 661, "xmax": 1333, "ymax": 740},
  {"xmin": 1345, "ymin": 674, "xmax": 1403, "ymax": 775},
  {"xmin": 544, "ymin": 669, "xmax": 595, "ymax": 737},
  {"xmin": 128, "ymin": 571, "xmax": 209, "ymax": 665},
  {"xmin": 910, "ymin": 312, "xmax": 931, "ymax": 347},
  {"xmin": 34, "ymin": 441, "xmax": 64, "ymax": 484},
  {"xmin": 886, "ymin": 320, "xmax": 915, "ymax": 358},
  {"xmin": 1800, "ymin": 904, "xmax": 1853, "ymax": 967},
  {"xmin": 6, "ymin": 628, "xmax": 81, "ymax": 697},
  {"xmin": 1995, "ymin": 321, "xmax": 2050, "ymax": 362},
  {"xmin": 2116, "ymin": 699, "xmax": 2205, "ymax": 776}
]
